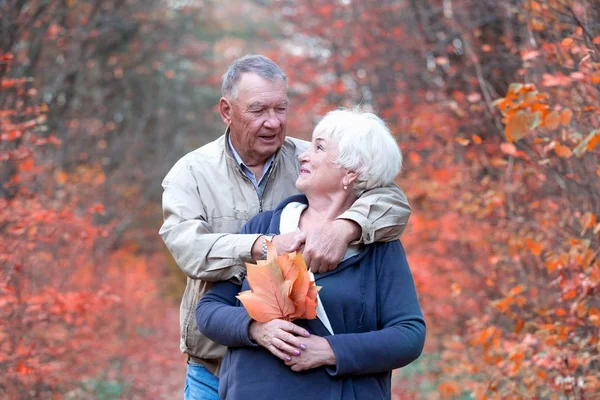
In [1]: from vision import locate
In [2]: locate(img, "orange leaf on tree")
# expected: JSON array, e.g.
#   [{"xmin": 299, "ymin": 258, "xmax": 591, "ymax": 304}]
[
  {"xmin": 19, "ymin": 158, "xmax": 34, "ymax": 172},
  {"xmin": 16, "ymin": 361, "xmax": 32, "ymax": 375},
  {"xmin": 580, "ymin": 212, "xmax": 596, "ymax": 230},
  {"xmin": 561, "ymin": 37, "xmax": 574, "ymax": 47},
  {"xmin": 525, "ymin": 238, "xmax": 543, "ymax": 256},
  {"xmin": 555, "ymin": 308, "xmax": 567, "ymax": 316},
  {"xmin": 589, "ymin": 307, "xmax": 600, "ymax": 326},
  {"xmin": 514, "ymin": 319, "xmax": 524, "ymax": 334},
  {"xmin": 554, "ymin": 142, "xmax": 572, "ymax": 158},
  {"xmin": 500, "ymin": 142, "xmax": 518, "ymax": 156},
  {"xmin": 544, "ymin": 111, "xmax": 561, "ymax": 130},
  {"xmin": 438, "ymin": 381, "xmax": 460, "ymax": 396},
  {"xmin": 588, "ymin": 135, "xmax": 598, "ymax": 151},
  {"xmin": 505, "ymin": 112, "xmax": 530, "ymax": 142},
  {"xmin": 562, "ymin": 289, "xmax": 577, "ymax": 300},
  {"xmin": 560, "ymin": 108, "xmax": 573, "ymax": 126}
]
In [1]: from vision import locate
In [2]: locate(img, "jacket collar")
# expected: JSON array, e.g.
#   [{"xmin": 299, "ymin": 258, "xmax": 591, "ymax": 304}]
[{"xmin": 223, "ymin": 127, "xmax": 284, "ymax": 173}]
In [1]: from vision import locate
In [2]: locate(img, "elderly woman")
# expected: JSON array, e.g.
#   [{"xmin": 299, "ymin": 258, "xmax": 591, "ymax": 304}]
[{"xmin": 196, "ymin": 109, "xmax": 426, "ymax": 400}]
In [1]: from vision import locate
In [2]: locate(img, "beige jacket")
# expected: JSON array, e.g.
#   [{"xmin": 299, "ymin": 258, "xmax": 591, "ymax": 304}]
[{"xmin": 159, "ymin": 131, "xmax": 411, "ymax": 374}]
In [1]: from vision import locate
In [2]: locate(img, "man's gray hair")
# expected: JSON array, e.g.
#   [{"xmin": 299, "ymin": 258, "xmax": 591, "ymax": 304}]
[
  {"xmin": 313, "ymin": 109, "xmax": 403, "ymax": 193},
  {"xmin": 222, "ymin": 54, "xmax": 288, "ymax": 98}
]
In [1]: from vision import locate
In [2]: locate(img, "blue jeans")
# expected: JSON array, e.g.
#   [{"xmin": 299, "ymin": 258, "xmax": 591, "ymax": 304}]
[{"xmin": 184, "ymin": 362, "xmax": 220, "ymax": 400}]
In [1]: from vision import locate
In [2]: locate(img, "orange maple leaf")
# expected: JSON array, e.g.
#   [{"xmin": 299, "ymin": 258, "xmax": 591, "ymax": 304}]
[{"xmin": 237, "ymin": 241, "xmax": 320, "ymax": 322}]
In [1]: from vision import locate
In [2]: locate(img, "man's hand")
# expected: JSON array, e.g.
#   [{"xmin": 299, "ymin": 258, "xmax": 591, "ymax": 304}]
[
  {"xmin": 251, "ymin": 232, "xmax": 305, "ymax": 261},
  {"xmin": 284, "ymin": 335, "xmax": 336, "ymax": 371},
  {"xmin": 303, "ymin": 219, "xmax": 360, "ymax": 274},
  {"xmin": 248, "ymin": 319, "xmax": 310, "ymax": 362},
  {"xmin": 272, "ymin": 232, "xmax": 306, "ymax": 255}
]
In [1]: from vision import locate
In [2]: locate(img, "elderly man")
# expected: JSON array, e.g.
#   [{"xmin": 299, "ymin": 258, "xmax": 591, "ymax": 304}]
[{"xmin": 159, "ymin": 54, "xmax": 411, "ymax": 400}]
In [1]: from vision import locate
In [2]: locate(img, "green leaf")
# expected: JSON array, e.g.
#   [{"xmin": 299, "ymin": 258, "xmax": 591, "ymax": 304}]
[
  {"xmin": 530, "ymin": 111, "xmax": 542, "ymax": 130},
  {"xmin": 573, "ymin": 129, "xmax": 598, "ymax": 157},
  {"xmin": 508, "ymin": 83, "xmax": 523, "ymax": 93}
]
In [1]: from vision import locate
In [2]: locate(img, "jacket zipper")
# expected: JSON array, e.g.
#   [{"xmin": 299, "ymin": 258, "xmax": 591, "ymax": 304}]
[
  {"xmin": 259, "ymin": 160, "xmax": 278, "ymax": 213},
  {"xmin": 232, "ymin": 156, "xmax": 278, "ymax": 214}
]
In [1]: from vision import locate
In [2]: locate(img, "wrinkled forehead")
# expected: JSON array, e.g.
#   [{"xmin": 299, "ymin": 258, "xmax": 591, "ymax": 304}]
[{"xmin": 235, "ymin": 73, "xmax": 288, "ymax": 103}]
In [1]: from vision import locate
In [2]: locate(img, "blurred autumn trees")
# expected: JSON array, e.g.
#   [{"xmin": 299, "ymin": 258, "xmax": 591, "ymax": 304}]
[
  {"xmin": 2, "ymin": 0, "xmax": 599, "ymax": 399},
  {"xmin": 267, "ymin": 0, "xmax": 600, "ymax": 398},
  {"xmin": 1, "ymin": 0, "xmax": 227, "ymax": 398}
]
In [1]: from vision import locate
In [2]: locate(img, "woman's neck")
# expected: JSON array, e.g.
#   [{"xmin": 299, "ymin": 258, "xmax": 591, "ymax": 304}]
[{"xmin": 301, "ymin": 191, "xmax": 358, "ymax": 223}]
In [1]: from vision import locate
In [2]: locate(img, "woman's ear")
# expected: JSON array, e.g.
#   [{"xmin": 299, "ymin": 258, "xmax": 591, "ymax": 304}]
[
  {"xmin": 343, "ymin": 171, "xmax": 359, "ymax": 187},
  {"xmin": 219, "ymin": 97, "xmax": 232, "ymax": 126}
]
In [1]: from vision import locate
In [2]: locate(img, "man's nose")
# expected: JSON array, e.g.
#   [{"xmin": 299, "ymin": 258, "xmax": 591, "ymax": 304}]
[{"xmin": 263, "ymin": 110, "xmax": 281, "ymax": 128}]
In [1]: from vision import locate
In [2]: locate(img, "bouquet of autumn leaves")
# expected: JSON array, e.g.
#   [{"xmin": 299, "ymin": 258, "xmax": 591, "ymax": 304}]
[{"xmin": 237, "ymin": 241, "xmax": 320, "ymax": 322}]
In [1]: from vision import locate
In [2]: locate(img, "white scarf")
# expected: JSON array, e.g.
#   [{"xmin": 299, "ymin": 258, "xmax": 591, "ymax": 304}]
[{"xmin": 279, "ymin": 202, "xmax": 360, "ymax": 335}]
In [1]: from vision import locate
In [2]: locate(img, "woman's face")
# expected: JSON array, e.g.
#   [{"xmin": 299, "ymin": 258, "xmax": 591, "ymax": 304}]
[{"xmin": 296, "ymin": 135, "xmax": 348, "ymax": 195}]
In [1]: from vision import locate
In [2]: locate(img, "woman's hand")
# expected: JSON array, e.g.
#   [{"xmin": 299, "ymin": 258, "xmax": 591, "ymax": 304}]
[
  {"xmin": 285, "ymin": 335, "xmax": 336, "ymax": 371},
  {"xmin": 249, "ymin": 319, "xmax": 310, "ymax": 362}
]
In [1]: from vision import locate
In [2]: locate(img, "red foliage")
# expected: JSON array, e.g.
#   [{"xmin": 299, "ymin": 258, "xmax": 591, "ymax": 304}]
[
  {"xmin": 0, "ymin": 53, "xmax": 183, "ymax": 398},
  {"xmin": 264, "ymin": 0, "xmax": 600, "ymax": 398},
  {"xmin": 3, "ymin": 0, "xmax": 599, "ymax": 398}
]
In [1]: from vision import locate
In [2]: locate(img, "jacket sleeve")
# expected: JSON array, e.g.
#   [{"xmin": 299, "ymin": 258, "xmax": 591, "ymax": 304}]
[
  {"xmin": 337, "ymin": 184, "xmax": 411, "ymax": 244},
  {"xmin": 159, "ymin": 177, "xmax": 261, "ymax": 283},
  {"xmin": 195, "ymin": 280, "xmax": 258, "ymax": 348},
  {"xmin": 324, "ymin": 241, "xmax": 426, "ymax": 377}
]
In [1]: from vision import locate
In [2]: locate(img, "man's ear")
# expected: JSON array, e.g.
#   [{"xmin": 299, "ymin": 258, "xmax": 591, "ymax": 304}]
[{"xmin": 219, "ymin": 97, "xmax": 232, "ymax": 126}]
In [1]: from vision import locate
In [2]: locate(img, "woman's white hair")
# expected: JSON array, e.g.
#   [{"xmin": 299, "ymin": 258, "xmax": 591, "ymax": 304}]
[{"xmin": 313, "ymin": 108, "xmax": 402, "ymax": 193}]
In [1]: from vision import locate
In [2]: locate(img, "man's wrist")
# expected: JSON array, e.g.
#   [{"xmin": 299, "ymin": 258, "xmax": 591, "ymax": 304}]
[
  {"xmin": 262, "ymin": 235, "xmax": 274, "ymax": 260},
  {"xmin": 334, "ymin": 219, "xmax": 361, "ymax": 244},
  {"xmin": 251, "ymin": 235, "xmax": 265, "ymax": 262}
]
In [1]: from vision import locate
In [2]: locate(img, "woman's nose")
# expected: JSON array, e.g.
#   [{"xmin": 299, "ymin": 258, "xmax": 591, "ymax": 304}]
[{"xmin": 298, "ymin": 150, "xmax": 308, "ymax": 162}]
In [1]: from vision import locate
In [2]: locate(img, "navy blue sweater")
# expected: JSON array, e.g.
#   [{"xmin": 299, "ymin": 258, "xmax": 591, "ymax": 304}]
[{"xmin": 196, "ymin": 195, "xmax": 426, "ymax": 400}]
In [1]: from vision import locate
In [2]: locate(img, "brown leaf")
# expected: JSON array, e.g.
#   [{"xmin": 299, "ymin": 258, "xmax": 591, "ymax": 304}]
[
  {"xmin": 505, "ymin": 112, "xmax": 531, "ymax": 142},
  {"xmin": 560, "ymin": 108, "xmax": 573, "ymax": 126},
  {"xmin": 544, "ymin": 111, "xmax": 561, "ymax": 130}
]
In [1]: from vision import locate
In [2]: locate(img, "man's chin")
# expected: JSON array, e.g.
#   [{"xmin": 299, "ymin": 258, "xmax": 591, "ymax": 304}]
[{"xmin": 258, "ymin": 143, "xmax": 282, "ymax": 157}]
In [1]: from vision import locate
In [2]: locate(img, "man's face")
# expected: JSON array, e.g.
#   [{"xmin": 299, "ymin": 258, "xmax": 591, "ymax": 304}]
[{"xmin": 221, "ymin": 72, "xmax": 288, "ymax": 166}]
